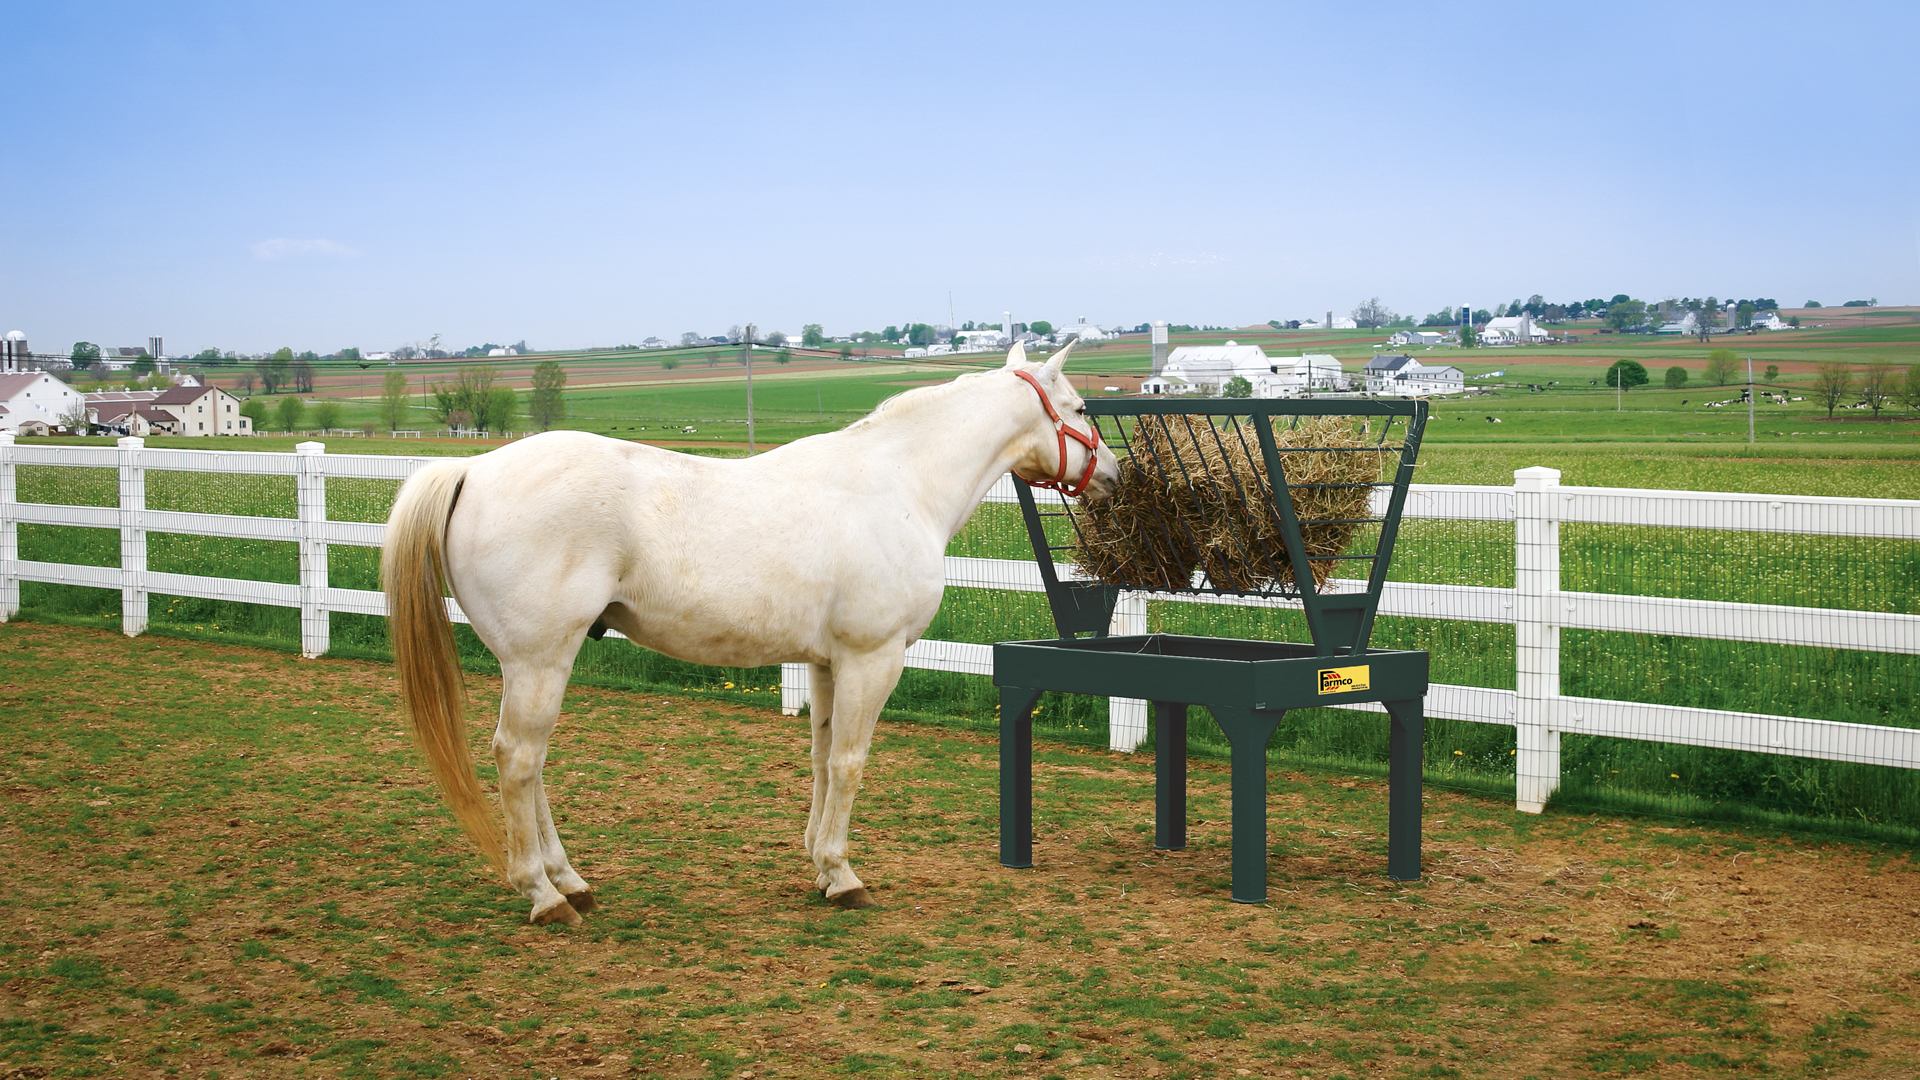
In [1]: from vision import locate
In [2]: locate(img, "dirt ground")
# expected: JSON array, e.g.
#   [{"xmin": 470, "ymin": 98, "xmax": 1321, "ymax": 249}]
[{"xmin": 2, "ymin": 621, "xmax": 1917, "ymax": 1078}]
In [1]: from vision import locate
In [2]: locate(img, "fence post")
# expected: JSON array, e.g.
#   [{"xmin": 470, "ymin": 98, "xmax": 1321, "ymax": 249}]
[
  {"xmin": 0, "ymin": 433, "xmax": 16, "ymax": 621},
  {"xmin": 1513, "ymin": 465, "xmax": 1562, "ymax": 812},
  {"xmin": 118, "ymin": 436, "xmax": 148, "ymax": 636},
  {"xmin": 1108, "ymin": 591, "xmax": 1149, "ymax": 752},
  {"xmin": 296, "ymin": 441, "xmax": 329, "ymax": 658},
  {"xmin": 780, "ymin": 663, "xmax": 809, "ymax": 716}
]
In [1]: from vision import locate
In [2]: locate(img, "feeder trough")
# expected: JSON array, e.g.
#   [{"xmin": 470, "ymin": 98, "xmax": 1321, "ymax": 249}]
[{"xmin": 996, "ymin": 397, "xmax": 1430, "ymax": 902}]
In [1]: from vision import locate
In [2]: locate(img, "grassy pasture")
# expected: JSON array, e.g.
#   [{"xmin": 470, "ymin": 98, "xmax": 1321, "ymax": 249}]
[{"xmin": 2, "ymin": 623, "xmax": 1917, "ymax": 1079}]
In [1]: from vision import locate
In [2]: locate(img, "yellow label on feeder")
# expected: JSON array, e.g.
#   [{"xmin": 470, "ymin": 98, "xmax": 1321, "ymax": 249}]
[{"xmin": 1317, "ymin": 665, "xmax": 1370, "ymax": 695}]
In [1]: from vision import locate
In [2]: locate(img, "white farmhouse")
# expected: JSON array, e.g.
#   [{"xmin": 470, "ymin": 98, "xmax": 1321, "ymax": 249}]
[
  {"xmin": 86, "ymin": 384, "xmax": 254, "ymax": 436},
  {"xmin": 1363, "ymin": 354, "xmax": 1465, "ymax": 396},
  {"xmin": 0, "ymin": 370, "xmax": 87, "ymax": 434},
  {"xmin": 1387, "ymin": 329, "xmax": 1446, "ymax": 347}
]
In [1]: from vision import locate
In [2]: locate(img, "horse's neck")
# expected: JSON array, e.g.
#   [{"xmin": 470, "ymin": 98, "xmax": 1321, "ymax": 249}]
[{"xmin": 855, "ymin": 376, "xmax": 1034, "ymax": 541}]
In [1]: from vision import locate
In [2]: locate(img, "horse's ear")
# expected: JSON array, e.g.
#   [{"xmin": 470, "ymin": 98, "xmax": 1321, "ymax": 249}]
[
  {"xmin": 1042, "ymin": 339, "xmax": 1075, "ymax": 376},
  {"xmin": 1002, "ymin": 342, "xmax": 1028, "ymax": 367}
]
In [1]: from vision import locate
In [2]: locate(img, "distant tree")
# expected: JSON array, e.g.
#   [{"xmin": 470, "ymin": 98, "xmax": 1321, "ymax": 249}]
[
  {"xmin": 764, "ymin": 330, "xmax": 788, "ymax": 347},
  {"xmin": 58, "ymin": 399, "xmax": 92, "ymax": 434},
  {"xmin": 1804, "ymin": 301, "xmax": 1822, "ymax": 308},
  {"xmin": 1693, "ymin": 296, "xmax": 1720, "ymax": 343},
  {"xmin": 274, "ymin": 395, "xmax": 305, "ymax": 432},
  {"xmin": 1704, "ymin": 349, "xmax": 1739, "ymax": 386},
  {"xmin": 1789, "ymin": 316, "xmax": 1800, "ymax": 327},
  {"xmin": 1859, "ymin": 360, "xmax": 1895, "ymax": 418},
  {"xmin": 1602, "ymin": 299, "xmax": 1649, "ymax": 333},
  {"xmin": 235, "ymin": 371, "xmax": 256, "ymax": 393},
  {"xmin": 1735, "ymin": 301, "xmax": 1755, "ymax": 328},
  {"xmin": 661, "ymin": 356, "xmax": 681, "ymax": 371},
  {"xmin": 1027, "ymin": 321, "xmax": 1053, "ymax": 338},
  {"xmin": 1842, "ymin": 299, "xmax": 1877, "ymax": 307},
  {"xmin": 774, "ymin": 349, "xmax": 791, "ymax": 365},
  {"xmin": 1350, "ymin": 297, "xmax": 1395, "ymax": 329},
  {"xmin": 882, "ymin": 325, "xmax": 902, "ymax": 343},
  {"xmin": 908, "ymin": 322, "xmax": 938, "ymax": 345},
  {"xmin": 1605, "ymin": 359, "xmax": 1649, "ymax": 390},
  {"xmin": 529, "ymin": 360, "xmax": 567, "ymax": 431},
  {"xmin": 128, "ymin": 352, "xmax": 155, "ymax": 377},
  {"xmin": 1471, "ymin": 309, "xmax": 1492, "ymax": 325},
  {"xmin": 801, "ymin": 324, "xmax": 826, "ymax": 348},
  {"xmin": 430, "ymin": 366, "xmax": 502, "ymax": 429},
  {"xmin": 292, "ymin": 356, "xmax": 315, "ymax": 393},
  {"xmin": 1764, "ymin": 364, "xmax": 1780, "ymax": 382},
  {"xmin": 239, "ymin": 398, "xmax": 267, "ymax": 431},
  {"xmin": 1522, "ymin": 294, "xmax": 1546, "ymax": 317},
  {"xmin": 1458, "ymin": 324, "xmax": 1478, "ymax": 348},
  {"xmin": 193, "ymin": 347, "xmax": 226, "ymax": 367},
  {"xmin": 726, "ymin": 325, "xmax": 746, "ymax": 344},
  {"xmin": 705, "ymin": 352, "xmax": 718, "ymax": 367},
  {"xmin": 380, "ymin": 370, "xmax": 411, "ymax": 431},
  {"xmin": 1901, "ymin": 364, "xmax": 1920, "ymax": 414},
  {"xmin": 679, "ymin": 332, "xmax": 702, "ymax": 348},
  {"xmin": 69, "ymin": 342, "xmax": 101, "ymax": 370},
  {"xmin": 1811, "ymin": 362, "xmax": 1853, "ymax": 418},
  {"xmin": 1664, "ymin": 365, "xmax": 1689, "ymax": 389},
  {"xmin": 311, "ymin": 400, "xmax": 343, "ymax": 431},
  {"xmin": 487, "ymin": 386, "xmax": 518, "ymax": 433},
  {"xmin": 1222, "ymin": 376, "xmax": 1253, "ymax": 399},
  {"xmin": 338, "ymin": 347, "xmax": 361, "ymax": 362},
  {"xmin": 257, "ymin": 350, "xmax": 290, "ymax": 394},
  {"xmin": 839, "ymin": 344, "xmax": 853, "ymax": 358}
]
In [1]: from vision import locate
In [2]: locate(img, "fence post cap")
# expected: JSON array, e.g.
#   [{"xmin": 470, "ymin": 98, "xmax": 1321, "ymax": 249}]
[
  {"xmin": 0, "ymin": 432, "xmax": 13, "ymax": 446},
  {"xmin": 117, "ymin": 436, "xmax": 144, "ymax": 450},
  {"xmin": 295, "ymin": 441, "xmax": 325, "ymax": 455},
  {"xmin": 1513, "ymin": 466, "xmax": 1561, "ymax": 489}
]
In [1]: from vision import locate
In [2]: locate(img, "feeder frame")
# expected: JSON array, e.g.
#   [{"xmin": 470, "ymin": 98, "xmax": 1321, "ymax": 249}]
[{"xmin": 996, "ymin": 397, "xmax": 1432, "ymax": 902}]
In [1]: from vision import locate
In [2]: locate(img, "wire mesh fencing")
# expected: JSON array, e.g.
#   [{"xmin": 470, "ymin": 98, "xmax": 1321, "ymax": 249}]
[{"xmin": 2, "ymin": 436, "xmax": 1917, "ymax": 838}]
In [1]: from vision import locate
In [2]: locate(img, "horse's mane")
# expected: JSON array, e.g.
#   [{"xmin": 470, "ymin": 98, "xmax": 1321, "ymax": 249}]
[{"xmin": 845, "ymin": 368, "xmax": 998, "ymax": 431}]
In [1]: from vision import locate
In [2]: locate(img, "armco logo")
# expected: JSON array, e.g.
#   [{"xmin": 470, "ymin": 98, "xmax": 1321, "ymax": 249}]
[{"xmin": 1317, "ymin": 665, "xmax": 1371, "ymax": 695}]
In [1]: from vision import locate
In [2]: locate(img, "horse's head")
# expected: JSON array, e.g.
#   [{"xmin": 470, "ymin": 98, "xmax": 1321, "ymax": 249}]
[{"xmin": 1004, "ymin": 341, "xmax": 1121, "ymax": 501}]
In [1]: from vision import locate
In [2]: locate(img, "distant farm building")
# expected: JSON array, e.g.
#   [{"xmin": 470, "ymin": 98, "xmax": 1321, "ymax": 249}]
[
  {"xmin": 0, "ymin": 369, "xmax": 86, "ymax": 434},
  {"xmin": 1363, "ymin": 354, "xmax": 1466, "ymax": 397},
  {"xmin": 1478, "ymin": 315, "xmax": 1548, "ymax": 346},
  {"xmin": 1140, "ymin": 343, "xmax": 1346, "ymax": 397},
  {"xmin": 1387, "ymin": 329, "xmax": 1447, "ymax": 347}
]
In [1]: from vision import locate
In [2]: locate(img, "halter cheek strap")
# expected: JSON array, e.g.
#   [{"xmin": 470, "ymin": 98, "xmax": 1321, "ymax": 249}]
[{"xmin": 1010, "ymin": 368, "xmax": 1103, "ymax": 498}]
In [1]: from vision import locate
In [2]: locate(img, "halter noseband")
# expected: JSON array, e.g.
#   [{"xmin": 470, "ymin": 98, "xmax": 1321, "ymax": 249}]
[{"xmin": 1010, "ymin": 368, "xmax": 1103, "ymax": 498}]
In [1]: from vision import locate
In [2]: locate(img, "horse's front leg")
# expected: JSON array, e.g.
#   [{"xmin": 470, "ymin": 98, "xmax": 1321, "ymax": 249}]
[
  {"xmin": 493, "ymin": 661, "xmax": 587, "ymax": 924},
  {"xmin": 810, "ymin": 648, "xmax": 904, "ymax": 909},
  {"xmin": 803, "ymin": 661, "xmax": 836, "ymax": 870}
]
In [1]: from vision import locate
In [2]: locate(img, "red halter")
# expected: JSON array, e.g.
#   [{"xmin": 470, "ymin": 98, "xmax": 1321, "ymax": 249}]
[{"xmin": 1010, "ymin": 368, "xmax": 1104, "ymax": 498}]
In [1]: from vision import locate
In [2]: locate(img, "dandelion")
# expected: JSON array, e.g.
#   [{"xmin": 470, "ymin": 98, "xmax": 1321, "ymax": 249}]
[
  {"xmin": 724, "ymin": 682, "xmax": 735, "ymax": 689},
  {"xmin": 1669, "ymin": 773, "xmax": 1679, "ymax": 779},
  {"xmin": 1453, "ymin": 750, "xmax": 1463, "ymax": 756}
]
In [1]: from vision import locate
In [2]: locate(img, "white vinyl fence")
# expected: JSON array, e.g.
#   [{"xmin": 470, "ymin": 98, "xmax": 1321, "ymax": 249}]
[{"xmin": 3, "ymin": 434, "xmax": 1917, "ymax": 814}]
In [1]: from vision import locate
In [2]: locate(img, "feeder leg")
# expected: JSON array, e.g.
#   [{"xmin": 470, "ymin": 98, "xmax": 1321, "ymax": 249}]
[
  {"xmin": 998, "ymin": 686, "xmax": 1043, "ymax": 869},
  {"xmin": 1385, "ymin": 697, "xmax": 1425, "ymax": 882},
  {"xmin": 1153, "ymin": 702, "xmax": 1187, "ymax": 851},
  {"xmin": 1206, "ymin": 706, "xmax": 1285, "ymax": 904}
]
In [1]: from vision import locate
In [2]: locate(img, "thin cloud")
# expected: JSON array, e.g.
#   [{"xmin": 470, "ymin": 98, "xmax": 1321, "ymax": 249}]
[{"xmin": 251, "ymin": 237, "xmax": 361, "ymax": 261}]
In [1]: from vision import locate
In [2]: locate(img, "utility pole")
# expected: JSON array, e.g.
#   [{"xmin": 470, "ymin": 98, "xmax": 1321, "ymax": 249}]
[
  {"xmin": 743, "ymin": 323, "xmax": 755, "ymax": 454},
  {"xmin": 1746, "ymin": 356, "xmax": 1755, "ymax": 444}
]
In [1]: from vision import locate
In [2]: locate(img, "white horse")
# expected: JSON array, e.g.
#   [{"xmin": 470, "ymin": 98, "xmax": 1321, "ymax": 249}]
[{"xmin": 382, "ymin": 343, "xmax": 1118, "ymax": 923}]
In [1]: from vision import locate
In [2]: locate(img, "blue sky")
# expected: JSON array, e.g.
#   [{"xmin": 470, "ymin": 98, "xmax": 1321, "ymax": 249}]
[{"xmin": 3, "ymin": 1, "xmax": 1915, "ymax": 355}]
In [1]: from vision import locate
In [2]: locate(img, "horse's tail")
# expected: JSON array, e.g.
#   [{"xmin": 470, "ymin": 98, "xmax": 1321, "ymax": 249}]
[{"xmin": 381, "ymin": 459, "xmax": 507, "ymax": 876}]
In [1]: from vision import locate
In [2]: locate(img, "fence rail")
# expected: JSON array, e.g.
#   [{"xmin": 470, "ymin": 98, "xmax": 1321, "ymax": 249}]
[{"xmin": 2, "ymin": 434, "xmax": 1916, "ymax": 814}]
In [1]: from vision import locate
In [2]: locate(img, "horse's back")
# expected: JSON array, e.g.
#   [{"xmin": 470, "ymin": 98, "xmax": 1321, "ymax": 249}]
[{"xmin": 442, "ymin": 430, "xmax": 948, "ymax": 667}]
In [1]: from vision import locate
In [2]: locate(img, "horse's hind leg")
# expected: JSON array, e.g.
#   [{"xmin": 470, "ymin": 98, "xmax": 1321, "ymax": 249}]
[
  {"xmin": 803, "ymin": 662, "xmax": 836, "ymax": 873},
  {"xmin": 493, "ymin": 660, "xmax": 590, "ymax": 924}
]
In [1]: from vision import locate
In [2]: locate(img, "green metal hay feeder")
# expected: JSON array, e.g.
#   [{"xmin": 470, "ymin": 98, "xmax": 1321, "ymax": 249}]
[{"xmin": 996, "ymin": 398, "xmax": 1431, "ymax": 903}]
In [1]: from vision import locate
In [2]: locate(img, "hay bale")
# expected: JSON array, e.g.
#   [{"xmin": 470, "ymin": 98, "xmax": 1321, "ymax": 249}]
[{"xmin": 1070, "ymin": 413, "xmax": 1386, "ymax": 592}]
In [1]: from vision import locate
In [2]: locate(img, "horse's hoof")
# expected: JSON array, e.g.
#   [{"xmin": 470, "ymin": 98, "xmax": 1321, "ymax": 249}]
[
  {"xmin": 828, "ymin": 887, "xmax": 875, "ymax": 910},
  {"xmin": 564, "ymin": 891, "xmax": 598, "ymax": 915},
  {"xmin": 530, "ymin": 899, "xmax": 581, "ymax": 926}
]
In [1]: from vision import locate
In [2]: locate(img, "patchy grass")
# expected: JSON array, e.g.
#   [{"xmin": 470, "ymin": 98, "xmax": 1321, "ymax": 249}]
[{"xmin": 1, "ymin": 622, "xmax": 1917, "ymax": 1078}]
